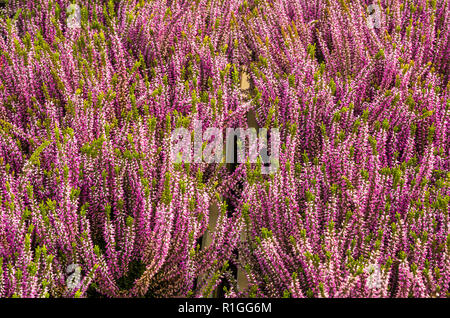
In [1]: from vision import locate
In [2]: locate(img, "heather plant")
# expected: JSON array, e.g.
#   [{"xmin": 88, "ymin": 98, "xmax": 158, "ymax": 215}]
[
  {"xmin": 0, "ymin": 0, "xmax": 448, "ymax": 298},
  {"xmin": 0, "ymin": 0, "xmax": 244, "ymax": 297},
  {"xmin": 231, "ymin": 0, "xmax": 450, "ymax": 297}
]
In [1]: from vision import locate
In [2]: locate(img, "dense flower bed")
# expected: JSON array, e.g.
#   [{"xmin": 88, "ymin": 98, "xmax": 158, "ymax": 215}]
[{"xmin": 0, "ymin": 0, "xmax": 448, "ymax": 298}]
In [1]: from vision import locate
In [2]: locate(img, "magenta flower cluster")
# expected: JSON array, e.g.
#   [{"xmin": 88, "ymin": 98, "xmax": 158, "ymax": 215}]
[{"xmin": 0, "ymin": 0, "xmax": 448, "ymax": 298}]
